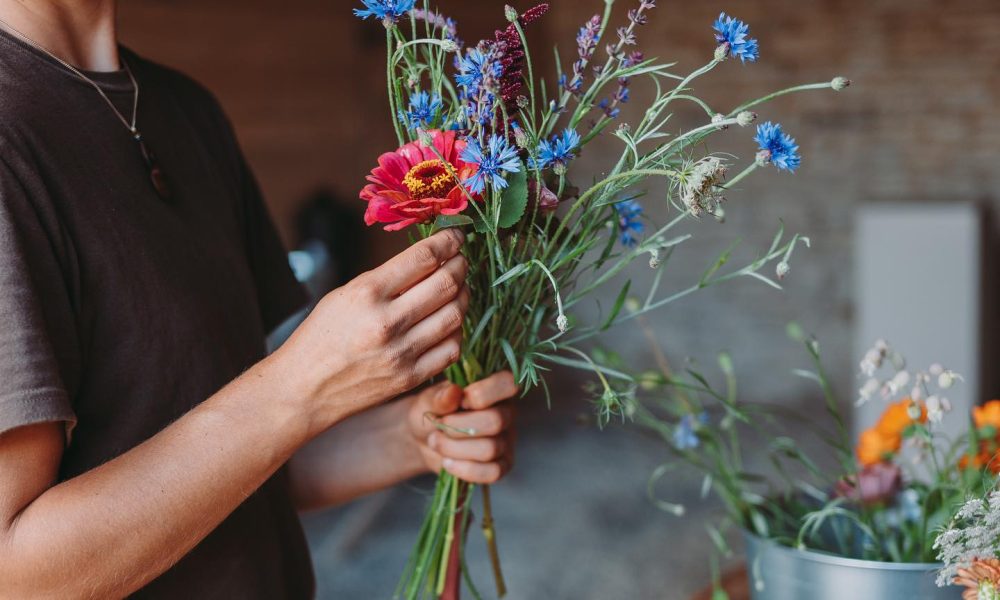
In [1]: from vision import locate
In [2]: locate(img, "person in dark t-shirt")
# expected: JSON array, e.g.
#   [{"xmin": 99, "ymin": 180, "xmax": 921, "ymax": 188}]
[{"xmin": 0, "ymin": 2, "xmax": 517, "ymax": 598}]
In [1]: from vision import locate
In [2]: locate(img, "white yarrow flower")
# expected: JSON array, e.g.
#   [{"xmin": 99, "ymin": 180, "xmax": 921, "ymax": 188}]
[
  {"xmin": 926, "ymin": 395, "xmax": 945, "ymax": 423},
  {"xmin": 889, "ymin": 369, "xmax": 910, "ymax": 392},
  {"xmin": 938, "ymin": 370, "xmax": 962, "ymax": 389},
  {"xmin": 858, "ymin": 377, "xmax": 880, "ymax": 405}
]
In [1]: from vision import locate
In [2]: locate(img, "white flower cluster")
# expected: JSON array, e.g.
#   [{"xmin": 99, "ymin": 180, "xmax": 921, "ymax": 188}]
[
  {"xmin": 679, "ymin": 156, "xmax": 728, "ymax": 217},
  {"xmin": 855, "ymin": 339, "xmax": 961, "ymax": 425},
  {"xmin": 935, "ymin": 491, "xmax": 1000, "ymax": 587}
]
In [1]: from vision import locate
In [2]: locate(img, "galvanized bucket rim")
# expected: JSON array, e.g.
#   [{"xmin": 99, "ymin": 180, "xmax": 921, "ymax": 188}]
[{"xmin": 743, "ymin": 530, "xmax": 943, "ymax": 572}]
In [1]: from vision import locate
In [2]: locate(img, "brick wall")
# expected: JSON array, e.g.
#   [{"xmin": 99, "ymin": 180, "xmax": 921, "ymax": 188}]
[{"xmin": 118, "ymin": 0, "xmax": 1000, "ymax": 406}]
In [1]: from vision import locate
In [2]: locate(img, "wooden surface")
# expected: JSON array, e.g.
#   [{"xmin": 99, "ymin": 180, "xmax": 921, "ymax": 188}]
[{"xmin": 691, "ymin": 566, "xmax": 750, "ymax": 600}]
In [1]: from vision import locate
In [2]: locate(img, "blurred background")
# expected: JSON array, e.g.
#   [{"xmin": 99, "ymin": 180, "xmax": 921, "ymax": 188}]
[{"xmin": 120, "ymin": 0, "xmax": 1000, "ymax": 597}]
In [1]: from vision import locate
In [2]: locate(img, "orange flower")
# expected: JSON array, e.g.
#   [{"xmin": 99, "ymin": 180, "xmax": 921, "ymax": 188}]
[
  {"xmin": 954, "ymin": 557, "xmax": 1000, "ymax": 600},
  {"xmin": 973, "ymin": 400, "xmax": 1000, "ymax": 430},
  {"xmin": 857, "ymin": 428, "xmax": 899, "ymax": 467},
  {"xmin": 958, "ymin": 452, "xmax": 1000, "ymax": 473},
  {"xmin": 874, "ymin": 398, "xmax": 926, "ymax": 440},
  {"xmin": 959, "ymin": 400, "xmax": 1000, "ymax": 474}
]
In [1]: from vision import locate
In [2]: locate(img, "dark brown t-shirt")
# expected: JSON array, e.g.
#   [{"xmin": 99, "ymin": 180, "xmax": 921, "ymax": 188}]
[{"xmin": 0, "ymin": 29, "xmax": 315, "ymax": 598}]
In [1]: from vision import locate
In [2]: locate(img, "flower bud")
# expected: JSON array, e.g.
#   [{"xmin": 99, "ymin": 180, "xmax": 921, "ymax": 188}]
[
  {"xmin": 638, "ymin": 370, "xmax": 662, "ymax": 391},
  {"xmin": 938, "ymin": 371, "xmax": 955, "ymax": 389},
  {"xmin": 416, "ymin": 128, "xmax": 433, "ymax": 146},
  {"xmin": 776, "ymin": 261, "xmax": 790, "ymax": 280},
  {"xmin": 714, "ymin": 43, "xmax": 729, "ymax": 62},
  {"xmin": 516, "ymin": 95, "xmax": 529, "ymax": 108},
  {"xmin": 910, "ymin": 385, "xmax": 924, "ymax": 401},
  {"xmin": 906, "ymin": 402, "xmax": 922, "ymax": 421},
  {"xmin": 736, "ymin": 111, "xmax": 756, "ymax": 127},
  {"xmin": 755, "ymin": 149, "xmax": 771, "ymax": 167},
  {"xmin": 504, "ymin": 5, "xmax": 519, "ymax": 22},
  {"xmin": 648, "ymin": 249, "xmax": 661, "ymax": 269},
  {"xmin": 928, "ymin": 363, "xmax": 943, "ymax": 376},
  {"xmin": 711, "ymin": 113, "xmax": 726, "ymax": 127},
  {"xmin": 440, "ymin": 39, "xmax": 459, "ymax": 53},
  {"xmin": 713, "ymin": 207, "xmax": 726, "ymax": 223},
  {"xmin": 512, "ymin": 123, "xmax": 529, "ymax": 148},
  {"xmin": 624, "ymin": 297, "xmax": 641, "ymax": 313},
  {"xmin": 556, "ymin": 314, "xmax": 569, "ymax": 333},
  {"xmin": 831, "ymin": 76, "xmax": 851, "ymax": 91}
]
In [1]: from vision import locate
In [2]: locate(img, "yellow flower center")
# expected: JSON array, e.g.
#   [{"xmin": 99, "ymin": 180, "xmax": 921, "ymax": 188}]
[{"xmin": 402, "ymin": 159, "xmax": 454, "ymax": 200}]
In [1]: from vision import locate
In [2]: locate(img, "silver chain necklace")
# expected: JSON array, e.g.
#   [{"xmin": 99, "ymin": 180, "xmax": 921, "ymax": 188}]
[{"xmin": 0, "ymin": 16, "xmax": 171, "ymax": 201}]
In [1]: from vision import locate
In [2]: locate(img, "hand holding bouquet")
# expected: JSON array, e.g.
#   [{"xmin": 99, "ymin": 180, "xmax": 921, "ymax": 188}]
[{"xmin": 351, "ymin": 1, "xmax": 847, "ymax": 597}]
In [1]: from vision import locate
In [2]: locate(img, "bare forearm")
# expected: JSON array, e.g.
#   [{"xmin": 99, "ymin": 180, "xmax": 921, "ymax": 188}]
[
  {"xmin": 0, "ymin": 356, "xmax": 310, "ymax": 599},
  {"xmin": 289, "ymin": 397, "xmax": 427, "ymax": 511}
]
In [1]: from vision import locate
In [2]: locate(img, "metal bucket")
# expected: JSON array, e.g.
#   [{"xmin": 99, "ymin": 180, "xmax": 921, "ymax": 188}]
[{"xmin": 743, "ymin": 532, "xmax": 960, "ymax": 600}]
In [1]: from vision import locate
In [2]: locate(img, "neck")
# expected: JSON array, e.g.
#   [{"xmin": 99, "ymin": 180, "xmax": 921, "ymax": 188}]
[{"xmin": 0, "ymin": 0, "xmax": 119, "ymax": 71}]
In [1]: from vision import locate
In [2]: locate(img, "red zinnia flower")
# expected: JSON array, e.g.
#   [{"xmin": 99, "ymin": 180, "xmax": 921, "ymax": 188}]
[{"xmin": 360, "ymin": 130, "xmax": 478, "ymax": 231}]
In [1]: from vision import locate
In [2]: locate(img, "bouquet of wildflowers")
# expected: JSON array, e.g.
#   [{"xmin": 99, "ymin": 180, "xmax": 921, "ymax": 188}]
[
  {"xmin": 352, "ymin": 1, "xmax": 846, "ymax": 597},
  {"xmin": 633, "ymin": 329, "xmax": 991, "ymax": 595}
]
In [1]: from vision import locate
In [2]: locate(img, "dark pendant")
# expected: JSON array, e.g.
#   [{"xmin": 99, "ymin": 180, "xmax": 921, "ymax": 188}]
[{"xmin": 134, "ymin": 132, "xmax": 171, "ymax": 201}]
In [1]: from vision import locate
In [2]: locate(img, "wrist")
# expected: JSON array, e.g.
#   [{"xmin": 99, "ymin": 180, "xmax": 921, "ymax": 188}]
[{"xmin": 247, "ymin": 349, "xmax": 328, "ymax": 444}]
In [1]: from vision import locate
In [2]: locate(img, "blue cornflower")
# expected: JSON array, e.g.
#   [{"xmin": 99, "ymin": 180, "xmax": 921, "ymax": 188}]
[
  {"xmin": 754, "ymin": 121, "xmax": 801, "ymax": 172},
  {"xmin": 398, "ymin": 91, "xmax": 442, "ymax": 130},
  {"xmin": 529, "ymin": 128, "xmax": 581, "ymax": 171},
  {"xmin": 613, "ymin": 199, "xmax": 644, "ymax": 247},
  {"xmin": 455, "ymin": 48, "xmax": 501, "ymax": 89},
  {"xmin": 673, "ymin": 412, "xmax": 709, "ymax": 450},
  {"xmin": 712, "ymin": 12, "xmax": 759, "ymax": 63},
  {"xmin": 460, "ymin": 134, "xmax": 521, "ymax": 194},
  {"xmin": 353, "ymin": 0, "xmax": 416, "ymax": 24}
]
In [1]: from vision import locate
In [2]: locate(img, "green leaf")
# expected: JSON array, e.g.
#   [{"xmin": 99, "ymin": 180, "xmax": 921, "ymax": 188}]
[
  {"xmin": 699, "ymin": 239, "xmax": 741, "ymax": 286},
  {"xmin": 500, "ymin": 339, "xmax": 519, "ymax": 380},
  {"xmin": 497, "ymin": 164, "xmax": 528, "ymax": 229},
  {"xmin": 705, "ymin": 523, "xmax": 732, "ymax": 558},
  {"xmin": 600, "ymin": 280, "xmax": 631, "ymax": 331},
  {"xmin": 749, "ymin": 509, "xmax": 770, "ymax": 537},
  {"xmin": 492, "ymin": 263, "xmax": 530, "ymax": 287},
  {"xmin": 467, "ymin": 305, "xmax": 497, "ymax": 347},
  {"xmin": 433, "ymin": 214, "xmax": 474, "ymax": 228},
  {"xmin": 537, "ymin": 353, "xmax": 633, "ymax": 381},
  {"xmin": 471, "ymin": 212, "xmax": 490, "ymax": 234}
]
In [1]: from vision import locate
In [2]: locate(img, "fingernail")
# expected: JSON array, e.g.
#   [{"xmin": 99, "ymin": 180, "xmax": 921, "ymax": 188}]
[
  {"xmin": 442, "ymin": 457, "xmax": 454, "ymax": 469},
  {"xmin": 428, "ymin": 432, "xmax": 439, "ymax": 449},
  {"xmin": 466, "ymin": 428, "xmax": 477, "ymax": 436}
]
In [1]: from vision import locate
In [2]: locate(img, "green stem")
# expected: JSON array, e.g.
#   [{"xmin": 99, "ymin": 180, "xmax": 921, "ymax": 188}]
[
  {"xmin": 435, "ymin": 474, "xmax": 460, "ymax": 595},
  {"xmin": 481, "ymin": 485, "xmax": 506, "ymax": 597},
  {"xmin": 727, "ymin": 81, "xmax": 835, "ymax": 117},
  {"xmin": 387, "ymin": 29, "xmax": 405, "ymax": 146}
]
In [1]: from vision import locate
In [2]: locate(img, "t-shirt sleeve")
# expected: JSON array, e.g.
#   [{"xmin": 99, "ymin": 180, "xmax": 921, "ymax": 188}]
[
  {"xmin": 0, "ymin": 157, "xmax": 77, "ymax": 438},
  {"xmin": 236, "ymin": 153, "xmax": 309, "ymax": 334}
]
